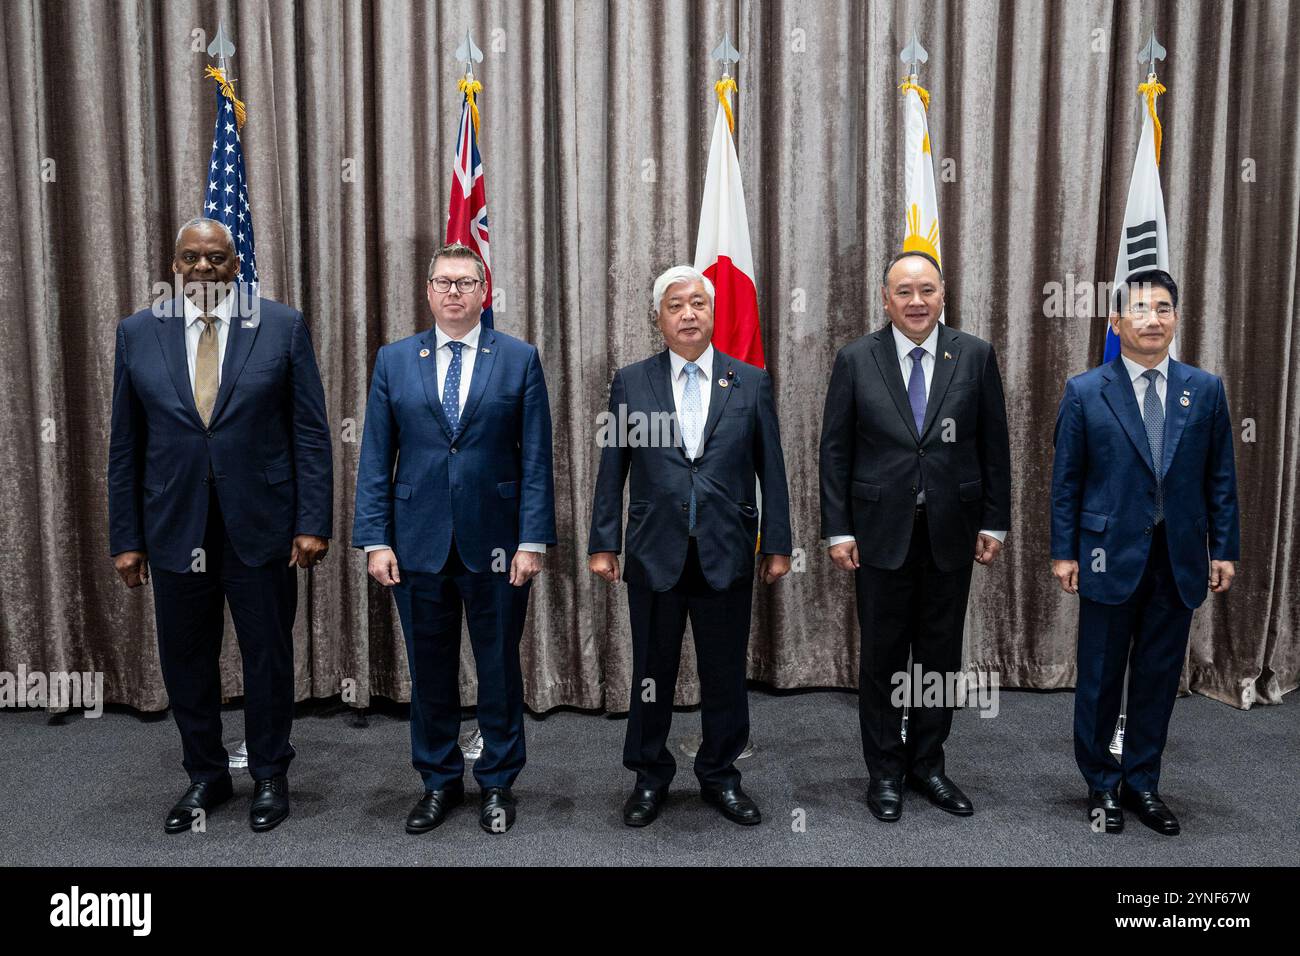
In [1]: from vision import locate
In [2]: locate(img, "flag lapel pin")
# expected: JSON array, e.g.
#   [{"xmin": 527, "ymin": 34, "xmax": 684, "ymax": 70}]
[{"xmin": 419, "ymin": 348, "xmax": 430, "ymax": 358}]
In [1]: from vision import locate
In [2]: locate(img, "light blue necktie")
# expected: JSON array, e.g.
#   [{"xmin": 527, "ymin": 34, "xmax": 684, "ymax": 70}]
[
  {"xmin": 681, "ymin": 362, "xmax": 703, "ymax": 531},
  {"xmin": 442, "ymin": 340, "xmax": 465, "ymax": 434},
  {"xmin": 1142, "ymin": 369, "xmax": 1165, "ymax": 524}
]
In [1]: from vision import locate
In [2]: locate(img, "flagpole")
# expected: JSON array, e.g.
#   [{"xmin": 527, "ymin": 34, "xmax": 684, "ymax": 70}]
[
  {"xmin": 679, "ymin": 31, "xmax": 756, "ymax": 766},
  {"xmin": 1108, "ymin": 27, "xmax": 1170, "ymax": 761},
  {"xmin": 895, "ymin": 29, "xmax": 933, "ymax": 747},
  {"xmin": 448, "ymin": 25, "xmax": 489, "ymax": 763},
  {"xmin": 203, "ymin": 20, "xmax": 257, "ymax": 772}
]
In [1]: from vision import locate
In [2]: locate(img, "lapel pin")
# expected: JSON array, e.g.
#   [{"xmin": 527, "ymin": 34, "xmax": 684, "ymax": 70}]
[
  {"xmin": 1180, "ymin": 395, "xmax": 1190, "ymax": 407},
  {"xmin": 944, "ymin": 351, "xmax": 953, "ymax": 360},
  {"xmin": 240, "ymin": 317, "xmax": 259, "ymax": 329},
  {"xmin": 481, "ymin": 347, "xmax": 491, "ymax": 353},
  {"xmin": 719, "ymin": 378, "xmax": 729, "ymax": 388},
  {"xmin": 419, "ymin": 348, "xmax": 430, "ymax": 358}
]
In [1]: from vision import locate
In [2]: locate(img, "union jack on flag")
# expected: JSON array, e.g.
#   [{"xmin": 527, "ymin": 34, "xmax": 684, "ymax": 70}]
[
  {"xmin": 202, "ymin": 75, "xmax": 258, "ymax": 290},
  {"xmin": 446, "ymin": 83, "xmax": 493, "ymax": 327}
]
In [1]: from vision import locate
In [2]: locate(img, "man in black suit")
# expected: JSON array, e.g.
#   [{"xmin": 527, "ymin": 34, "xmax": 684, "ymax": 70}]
[
  {"xmin": 109, "ymin": 218, "xmax": 333, "ymax": 833},
  {"xmin": 588, "ymin": 265, "xmax": 792, "ymax": 827},
  {"xmin": 819, "ymin": 251, "xmax": 1011, "ymax": 822}
]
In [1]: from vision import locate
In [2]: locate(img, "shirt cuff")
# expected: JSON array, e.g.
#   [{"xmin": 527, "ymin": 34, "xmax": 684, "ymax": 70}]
[
  {"xmin": 978, "ymin": 529, "xmax": 1008, "ymax": 543},
  {"xmin": 363, "ymin": 544, "xmax": 392, "ymax": 553},
  {"xmin": 517, "ymin": 542, "xmax": 547, "ymax": 554},
  {"xmin": 825, "ymin": 535, "xmax": 856, "ymax": 548}
]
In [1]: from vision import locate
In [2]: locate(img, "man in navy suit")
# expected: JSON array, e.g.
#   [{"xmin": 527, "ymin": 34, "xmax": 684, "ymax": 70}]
[
  {"xmin": 588, "ymin": 265, "xmax": 792, "ymax": 828},
  {"xmin": 109, "ymin": 218, "xmax": 333, "ymax": 833},
  {"xmin": 1051, "ymin": 269, "xmax": 1239, "ymax": 836},
  {"xmin": 353, "ymin": 242, "xmax": 556, "ymax": 835}
]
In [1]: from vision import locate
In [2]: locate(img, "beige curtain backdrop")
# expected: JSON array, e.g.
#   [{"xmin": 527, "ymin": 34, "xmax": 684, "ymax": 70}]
[{"xmin": 1, "ymin": 0, "xmax": 1295, "ymax": 717}]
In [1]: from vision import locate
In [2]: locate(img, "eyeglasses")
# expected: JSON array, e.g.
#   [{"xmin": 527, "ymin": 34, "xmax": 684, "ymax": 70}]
[
  {"xmin": 1127, "ymin": 304, "xmax": 1175, "ymax": 317},
  {"xmin": 429, "ymin": 276, "xmax": 483, "ymax": 294}
]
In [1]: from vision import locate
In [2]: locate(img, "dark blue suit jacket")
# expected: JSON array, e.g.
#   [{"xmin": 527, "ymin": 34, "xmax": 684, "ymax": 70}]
[
  {"xmin": 108, "ymin": 292, "xmax": 333, "ymax": 573},
  {"xmin": 351, "ymin": 325, "xmax": 557, "ymax": 572},
  {"xmin": 1050, "ymin": 356, "xmax": 1240, "ymax": 609},
  {"xmin": 588, "ymin": 348, "xmax": 792, "ymax": 592}
]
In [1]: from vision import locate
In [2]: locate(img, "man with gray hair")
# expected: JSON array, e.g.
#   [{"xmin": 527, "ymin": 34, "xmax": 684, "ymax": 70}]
[{"xmin": 589, "ymin": 265, "xmax": 792, "ymax": 827}]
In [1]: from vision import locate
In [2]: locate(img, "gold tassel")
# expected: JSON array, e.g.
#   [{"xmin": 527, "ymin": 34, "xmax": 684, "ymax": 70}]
[
  {"xmin": 898, "ymin": 77, "xmax": 931, "ymax": 111},
  {"xmin": 204, "ymin": 65, "xmax": 247, "ymax": 130},
  {"xmin": 459, "ymin": 76, "xmax": 483, "ymax": 136},
  {"xmin": 1137, "ymin": 77, "xmax": 1167, "ymax": 165},
  {"xmin": 715, "ymin": 76, "xmax": 738, "ymax": 135}
]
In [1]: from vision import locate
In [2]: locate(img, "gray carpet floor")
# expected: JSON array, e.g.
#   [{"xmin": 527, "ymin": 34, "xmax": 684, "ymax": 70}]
[{"xmin": 2, "ymin": 688, "xmax": 1296, "ymax": 867}]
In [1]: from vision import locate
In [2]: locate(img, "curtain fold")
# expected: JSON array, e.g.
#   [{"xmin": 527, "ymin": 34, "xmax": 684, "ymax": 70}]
[{"xmin": 0, "ymin": 0, "xmax": 1294, "ymax": 715}]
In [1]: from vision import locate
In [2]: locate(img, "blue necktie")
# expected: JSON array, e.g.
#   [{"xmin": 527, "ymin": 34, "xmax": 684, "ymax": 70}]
[
  {"xmin": 906, "ymin": 346, "xmax": 927, "ymax": 433},
  {"xmin": 681, "ymin": 362, "xmax": 702, "ymax": 531},
  {"xmin": 442, "ymin": 340, "xmax": 465, "ymax": 434},
  {"xmin": 1142, "ymin": 369, "xmax": 1165, "ymax": 524}
]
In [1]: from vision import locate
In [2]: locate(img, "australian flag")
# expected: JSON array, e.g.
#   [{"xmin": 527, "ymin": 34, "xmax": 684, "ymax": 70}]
[
  {"xmin": 202, "ymin": 80, "xmax": 258, "ymax": 290},
  {"xmin": 446, "ymin": 86, "xmax": 493, "ymax": 327}
]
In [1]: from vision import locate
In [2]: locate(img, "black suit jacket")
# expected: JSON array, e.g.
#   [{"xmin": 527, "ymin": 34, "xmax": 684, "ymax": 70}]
[
  {"xmin": 588, "ymin": 348, "xmax": 792, "ymax": 591},
  {"xmin": 819, "ymin": 322, "xmax": 1011, "ymax": 572}
]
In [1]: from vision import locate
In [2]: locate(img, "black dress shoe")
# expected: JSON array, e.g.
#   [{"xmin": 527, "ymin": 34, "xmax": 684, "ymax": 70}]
[
  {"xmin": 1087, "ymin": 789, "xmax": 1124, "ymax": 833},
  {"xmin": 622, "ymin": 787, "xmax": 666, "ymax": 827},
  {"xmin": 480, "ymin": 787, "xmax": 517, "ymax": 833},
  {"xmin": 249, "ymin": 775, "xmax": 290, "ymax": 832},
  {"xmin": 701, "ymin": 786, "xmax": 761, "ymax": 826},
  {"xmin": 905, "ymin": 772, "xmax": 974, "ymax": 816},
  {"xmin": 867, "ymin": 777, "xmax": 903, "ymax": 822},
  {"xmin": 1121, "ymin": 787, "xmax": 1180, "ymax": 836},
  {"xmin": 406, "ymin": 783, "xmax": 465, "ymax": 834},
  {"xmin": 164, "ymin": 776, "xmax": 234, "ymax": 834}
]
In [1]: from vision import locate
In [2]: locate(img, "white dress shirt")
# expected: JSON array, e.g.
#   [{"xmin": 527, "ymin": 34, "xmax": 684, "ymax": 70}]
[
  {"xmin": 435, "ymin": 321, "xmax": 480, "ymax": 414},
  {"xmin": 1121, "ymin": 353, "xmax": 1169, "ymax": 420},
  {"xmin": 825, "ymin": 323, "xmax": 1007, "ymax": 548},
  {"xmin": 182, "ymin": 293, "xmax": 234, "ymax": 390},
  {"xmin": 366, "ymin": 321, "xmax": 544, "ymax": 556},
  {"xmin": 667, "ymin": 344, "xmax": 714, "ymax": 459}
]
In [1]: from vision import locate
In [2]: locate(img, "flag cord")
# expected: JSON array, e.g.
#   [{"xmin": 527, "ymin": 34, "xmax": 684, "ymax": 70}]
[
  {"xmin": 715, "ymin": 77, "xmax": 738, "ymax": 135},
  {"xmin": 898, "ymin": 77, "xmax": 931, "ymax": 111},
  {"xmin": 204, "ymin": 66, "xmax": 247, "ymax": 130},
  {"xmin": 459, "ymin": 76, "xmax": 483, "ymax": 136},
  {"xmin": 1137, "ymin": 75, "xmax": 1167, "ymax": 165}
]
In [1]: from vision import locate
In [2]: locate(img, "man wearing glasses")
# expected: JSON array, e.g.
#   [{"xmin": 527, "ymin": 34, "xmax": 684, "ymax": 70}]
[
  {"xmin": 353, "ymin": 242, "xmax": 556, "ymax": 835},
  {"xmin": 1051, "ymin": 269, "xmax": 1239, "ymax": 836}
]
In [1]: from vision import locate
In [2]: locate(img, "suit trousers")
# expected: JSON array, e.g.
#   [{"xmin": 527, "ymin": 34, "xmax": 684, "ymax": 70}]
[
  {"xmin": 854, "ymin": 509, "xmax": 974, "ymax": 780},
  {"xmin": 150, "ymin": 488, "xmax": 298, "ymax": 783},
  {"xmin": 623, "ymin": 539, "xmax": 754, "ymax": 792},
  {"xmin": 1074, "ymin": 524, "xmax": 1195, "ymax": 792},
  {"xmin": 391, "ymin": 538, "xmax": 531, "ymax": 791}
]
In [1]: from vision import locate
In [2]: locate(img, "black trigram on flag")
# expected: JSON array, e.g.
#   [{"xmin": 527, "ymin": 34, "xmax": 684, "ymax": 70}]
[
  {"xmin": 1112, "ymin": 219, "xmax": 1161, "ymax": 313},
  {"xmin": 1124, "ymin": 219, "xmax": 1160, "ymax": 272}
]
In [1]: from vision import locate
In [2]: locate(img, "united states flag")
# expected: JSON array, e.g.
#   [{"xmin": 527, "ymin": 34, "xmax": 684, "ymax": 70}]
[
  {"xmin": 202, "ymin": 75, "xmax": 258, "ymax": 290},
  {"xmin": 446, "ymin": 81, "xmax": 493, "ymax": 327}
]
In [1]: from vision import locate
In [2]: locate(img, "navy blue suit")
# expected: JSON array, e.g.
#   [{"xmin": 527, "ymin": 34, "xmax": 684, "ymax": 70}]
[
  {"xmin": 352, "ymin": 324, "xmax": 556, "ymax": 791},
  {"xmin": 108, "ymin": 291, "xmax": 332, "ymax": 782},
  {"xmin": 1051, "ymin": 356, "xmax": 1240, "ymax": 792},
  {"xmin": 588, "ymin": 348, "xmax": 791, "ymax": 792}
]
